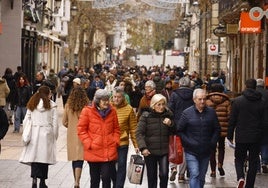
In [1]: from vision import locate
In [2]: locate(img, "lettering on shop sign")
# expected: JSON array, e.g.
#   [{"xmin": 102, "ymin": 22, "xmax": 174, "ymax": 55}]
[{"xmin": 240, "ymin": 12, "xmax": 261, "ymax": 34}]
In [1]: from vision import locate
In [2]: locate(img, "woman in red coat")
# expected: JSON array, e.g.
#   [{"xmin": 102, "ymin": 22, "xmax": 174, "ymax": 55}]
[{"xmin": 77, "ymin": 89, "xmax": 120, "ymax": 188}]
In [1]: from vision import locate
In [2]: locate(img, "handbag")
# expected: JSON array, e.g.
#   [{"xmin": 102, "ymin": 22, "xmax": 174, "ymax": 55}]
[
  {"xmin": 22, "ymin": 113, "xmax": 32, "ymax": 145},
  {"xmin": 168, "ymin": 135, "xmax": 183, "ymax": 164},
  {"xmin": 127, "ymin": 154, "xmax": 145, "ymax": 185}
]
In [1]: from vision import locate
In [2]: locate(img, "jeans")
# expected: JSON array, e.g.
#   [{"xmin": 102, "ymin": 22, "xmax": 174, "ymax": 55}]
[
  {"xmin": 185, "ymin": 152, "xmax": 210, "ymax": 188},
  {"xmin": 88, "ymin": 161, "xmax": 116, "ymax": 188},
  {"xmin": 235, "ymin": 143, "xmax": 260, "ymax": 188},
  {"xmin": 115, "ymin": 145, "xmax": 128, "ymax": 188},
  {"xmin": 144, "ymin": 154, "xmax": 169, "ymax": 188},
  {"xmin": 210, "ymin": 136, "xmax": 225, "ymax": 171},
  {"xmin": 261, "ymin": 143, "xmax": 268, "ymax": 165},
  {"xmin": 14, "ymin": 106, "xmax": 27, "ymax": 131}
]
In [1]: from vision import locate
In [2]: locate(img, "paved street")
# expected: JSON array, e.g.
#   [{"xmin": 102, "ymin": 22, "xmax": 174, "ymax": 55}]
[{"xmin": 0, "ymin": 98, "xmax": 268, "ymax": 188}]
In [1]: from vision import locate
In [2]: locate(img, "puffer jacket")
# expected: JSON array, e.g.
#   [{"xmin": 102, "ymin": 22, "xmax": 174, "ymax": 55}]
[
  {"xmin": 111, "ymin": 100, "xmax": 138, "ymax": 148},
  {"xmin": 206, "ymin": 92, "xmax": 231, "ymax": 137},
  {"xmin": 168, "ymin": 87, "xmax": 194, "ymax": 129},
  {"xmin": 136, "ymin": 109, "xmax": 174, "ymax": 156},
  {"xmin": 178, "ymin": 105, "xmax": 220, "ymax": 157},
  {"xmin": 77, "ymin": 104, "xmax": 120, "ymax": 162},
  {"xmin": 227, "ymin": 88, "xmax": 266, "ymax": 143}
]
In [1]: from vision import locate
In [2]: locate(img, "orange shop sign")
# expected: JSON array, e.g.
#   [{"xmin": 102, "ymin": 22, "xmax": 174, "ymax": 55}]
[{"xmin": 240, "ymin": 12, "xmax": 261, "ymax": 33}]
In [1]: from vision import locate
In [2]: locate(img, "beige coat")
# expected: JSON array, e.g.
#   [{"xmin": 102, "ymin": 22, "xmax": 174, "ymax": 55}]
[
  {"xmin": 62, "ymin": 104, "xmax": 84, "ymax": 161},
  {"xmin": 0, "ymin": 78, "xmax": 10, "ymax": 106}
]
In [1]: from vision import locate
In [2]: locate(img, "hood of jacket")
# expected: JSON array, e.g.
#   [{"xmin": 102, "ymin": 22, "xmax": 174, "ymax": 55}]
[
  {"xmin": 242, "ymin": 88, "xmax": 262, "ymax": 101},
  {"xmin": 0, "ymin": 77, "xmax": 6, "ymax": 84},
  {"xmin": 153, "ymin": 75, "xmax": 161, "ymax": 82},
  {"xmin": 36, "ymin": 99, "xmax": 57, "ymax": 112},
  {"xmin": 207, "ymin": 92, "xmax": 229, "ymax": 105},
  {"xmin": 174, "ymin": 87, "xmax": 193, "ymax": 101}
]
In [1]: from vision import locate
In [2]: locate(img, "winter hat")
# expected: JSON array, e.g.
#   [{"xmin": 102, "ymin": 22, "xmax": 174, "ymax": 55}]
[
  {"xmin": 94, "ymin": 89, "xmax": 110, "ymax": 104},
  {"xmin": 73, "ymin": 78, "xmax": 81, "ymax": 85},
  {"xmin": 150, "ymin": 94, "xmax": 167, "ymax": 109},
  {"xmin": 256, "ymin": 78, "xmax": 264, "ymax": 87}
]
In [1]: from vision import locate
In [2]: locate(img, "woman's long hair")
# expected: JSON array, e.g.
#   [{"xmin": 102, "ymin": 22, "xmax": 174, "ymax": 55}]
[
  {"xmin": 66, "ymin": 86, "xmax": 89, "ymax": 112},
  {"xmin": 27, "ymin": 86, "xmax": 51, "ymax": 111}
]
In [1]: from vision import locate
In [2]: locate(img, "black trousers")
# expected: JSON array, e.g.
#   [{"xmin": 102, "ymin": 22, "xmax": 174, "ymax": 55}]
[
  {"xmin": 144, "ymin": 154, "xmax": 169, "ymax": 188},
  {"xmin": 88, "ymin": 161, "xmax": 116, "ymax": 188},
  {"xmin": 235, "ymin": 143, "xmax": 260, "ymax": 188},
  {"xmin": 31, "ymin": 163, "xmax": 49, "ymax": 179}
]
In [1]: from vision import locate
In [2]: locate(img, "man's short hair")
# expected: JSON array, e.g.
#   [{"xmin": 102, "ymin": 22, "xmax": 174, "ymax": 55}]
[
  {"xmin": 245, "ymin": 78, "xmax": 256, "ymax": 89},
  {"xmin": 179, "ymin": 77, "xmax": 191, "ymax": 87}
]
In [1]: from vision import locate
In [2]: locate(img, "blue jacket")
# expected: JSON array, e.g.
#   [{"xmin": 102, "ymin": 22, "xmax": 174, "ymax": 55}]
[{"xmin": 177, "ymin": 105, "xmax": 220, "ymax": 157}]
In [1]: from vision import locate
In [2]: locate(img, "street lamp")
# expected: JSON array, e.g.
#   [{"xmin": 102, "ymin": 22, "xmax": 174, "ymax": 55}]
[
  {"xmin": 54, "ymin": 0, "xmax": 62, "ymax": 14},
  {"xmin": 71, "ymin": 5, "xmax": 78, "ymax": 16}
]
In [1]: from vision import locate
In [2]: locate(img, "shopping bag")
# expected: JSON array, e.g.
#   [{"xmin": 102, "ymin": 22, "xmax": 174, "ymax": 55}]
[
  {"xmin": 168, "ymin": 135, "xmax": 183, "ymax": 164},
  {"xmin": 127, "ymin": 154, "xmax": 145, "ymax": 185},
  {"xmin": 22, "ymin": 113, "xmax": 32, "ymax": 146}
]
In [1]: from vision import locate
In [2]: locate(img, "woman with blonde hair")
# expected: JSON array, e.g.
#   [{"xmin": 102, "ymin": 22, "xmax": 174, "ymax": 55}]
[
  {"xmin": 136, "ymin": 94, "xmax": 175, "ymax": 188},
  {"xmin": 19, "ymin": 86, "xmax": 58, "ymax": 188},
  {"xmin": 62, "ymin": 86, "xmax": 89, "ymax": 188}
]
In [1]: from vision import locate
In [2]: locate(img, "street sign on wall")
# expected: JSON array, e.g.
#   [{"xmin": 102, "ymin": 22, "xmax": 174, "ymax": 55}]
[{"xmin": 208, "ymin": 44, "xmax": 218, "ymax": 55}]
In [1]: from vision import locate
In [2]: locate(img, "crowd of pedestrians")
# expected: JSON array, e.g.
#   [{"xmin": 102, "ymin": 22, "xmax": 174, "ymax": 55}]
[{"xmin": 0, "ymin": 62, "xmax": 268, "ymax": 188}]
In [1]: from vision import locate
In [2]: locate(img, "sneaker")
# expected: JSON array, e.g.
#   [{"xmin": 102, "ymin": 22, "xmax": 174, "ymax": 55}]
[
  {"xmin": 237, "ymin": 178, "xmax": 245, "ymax": 188},
  {"xmin": 178, "ymin": 175, "xmax": 185, "ymax": 183},
  {"xmin": 218, "ymin": 167, "xmax": 225, "ymax": 176},
  {"xmin": 169, "ymin": 168, "xmax": 177, "ymax": 181},
  {"xmin": 210, "ymin": 171, "xmax": 216, "ymax": 177},
  {"xmin": 262, "ymin": 165, "xmax": 268, "ymax": 173}
]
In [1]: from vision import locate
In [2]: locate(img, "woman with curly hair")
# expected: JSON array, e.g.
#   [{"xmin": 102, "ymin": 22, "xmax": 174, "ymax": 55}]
[
  {"xmin": 62, "ymin": 86, "xmax": 89, "ymax": 188},
  {"xmin": 19, "ymin": 86, "xmax": 58, "ymax": 188}
]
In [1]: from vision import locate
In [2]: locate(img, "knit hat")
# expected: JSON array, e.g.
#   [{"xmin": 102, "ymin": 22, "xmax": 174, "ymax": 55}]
[
  {"xmin": 150, "ymin": 94, "xmax": 167, "ymax": 109},
  {"xmin": 94, "ymin": 89, "xmax": 110, "ymax": 104},
  {"xmin": 73, "ymin": 78, "xmax": 81, "ymax": 85},
  {"xmin": 256, "ymin": 78, "xmax": 264, "ymax": 87}
]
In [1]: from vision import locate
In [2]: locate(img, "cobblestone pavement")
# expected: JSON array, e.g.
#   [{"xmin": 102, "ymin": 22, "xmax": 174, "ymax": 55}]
[{"xmin": 0, "ymin": 98, "xmax": 267, "ymax": 188}]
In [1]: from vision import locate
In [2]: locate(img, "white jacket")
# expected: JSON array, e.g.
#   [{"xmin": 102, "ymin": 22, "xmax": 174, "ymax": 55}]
[{"xmin": 19, "ymin": 99, "xmax": 58, "ymax": 165}]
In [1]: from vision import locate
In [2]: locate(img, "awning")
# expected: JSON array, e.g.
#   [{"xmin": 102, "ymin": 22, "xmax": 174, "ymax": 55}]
[{"xmin": 37, "ymin": 31, "xmax": 61, "ymax": 43}]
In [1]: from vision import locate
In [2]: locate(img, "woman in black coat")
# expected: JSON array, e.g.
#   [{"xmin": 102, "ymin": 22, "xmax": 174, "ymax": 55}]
[{"xmin": 136, "ymin": 94, "xmax": 174, "ymax": 188}]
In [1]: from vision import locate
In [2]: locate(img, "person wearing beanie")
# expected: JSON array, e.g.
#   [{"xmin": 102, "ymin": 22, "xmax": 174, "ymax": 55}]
[
  {"xmin": 136, "ymin": 94, "xmax": 174, "ymax": 188},
  {"xmin": 77, "ymin": 89, "xmax": 120, "ymax": 188},
  {"xmin": 256, "ymin": 78, "xmax": 268, "ymax": 174},
  {"xmin": 206, "ymin": 83, "xmax": 231, "ymax": 178}
]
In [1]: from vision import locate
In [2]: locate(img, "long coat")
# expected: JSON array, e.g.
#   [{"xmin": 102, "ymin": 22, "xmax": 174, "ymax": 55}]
[
  {"xmin": 19, "ymin": 100, "xmax": 58, "ymax": 165},
  {"xmin": 0, "ymin": 78, "xmax": 10, "ymax": 106},
  {"xmin": 62, "ymin": 104, "xmax": 84, "ymax": 161}
]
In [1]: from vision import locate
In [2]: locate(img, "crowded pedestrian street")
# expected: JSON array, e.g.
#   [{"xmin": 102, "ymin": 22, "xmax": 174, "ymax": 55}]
[{"xmin": 0, "ymin": 98, "xmax": 267, "ymax": 188}]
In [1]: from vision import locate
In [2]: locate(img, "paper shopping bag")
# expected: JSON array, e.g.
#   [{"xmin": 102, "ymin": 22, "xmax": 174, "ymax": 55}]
[{"xmin": 127, "ymin": 154, "xmax": 145, "ymax": 184}]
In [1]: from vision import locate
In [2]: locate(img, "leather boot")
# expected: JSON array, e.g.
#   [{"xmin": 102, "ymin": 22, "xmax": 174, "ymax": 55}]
[
  {"xmin": 74, "ymin": 168, "xmax": 82, "ymax": 188},
  {"xmin": 32, "ymin": 178, "xmax": 37, "ymax": 188},
  {"xmin": 39, "ymin": 179, "xmax": 48, "ymax": 188}
]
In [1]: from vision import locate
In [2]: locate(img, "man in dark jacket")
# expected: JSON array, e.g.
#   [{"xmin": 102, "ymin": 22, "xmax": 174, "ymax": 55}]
[
  {"xmin": 177, "ymin": 88, "xmax": 220, "ymax": 188},
  {"xmin": 256, "ymin": 78, "xmax": 268, "ymax": 173},
  {"xmin": 227, "ymin": 78, "xmax": 266, "ymax": 188},
  {"xmin": 168, "ymin": 76, "xmax": 194, "ymax": 182}
]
